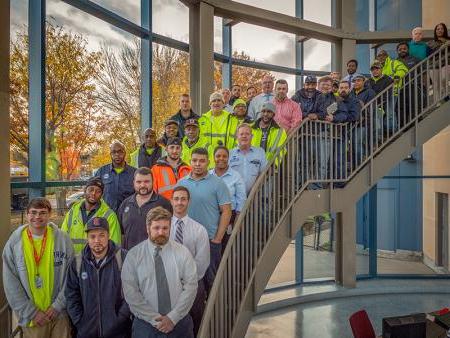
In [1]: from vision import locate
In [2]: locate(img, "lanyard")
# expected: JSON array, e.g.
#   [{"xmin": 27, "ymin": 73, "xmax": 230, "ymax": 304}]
[{"xmin": 26, "ymin": 227, "xmax": 48, "ymax": 270}]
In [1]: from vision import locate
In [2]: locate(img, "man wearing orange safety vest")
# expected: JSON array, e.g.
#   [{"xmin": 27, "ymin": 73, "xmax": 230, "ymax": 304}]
[{"xmin": 151, "ymin": 137, "xmax": 191, "ymax": 200}]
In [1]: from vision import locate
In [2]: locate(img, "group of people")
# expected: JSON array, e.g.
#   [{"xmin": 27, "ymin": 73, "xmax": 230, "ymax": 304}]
[{"xmin": 2, "ymin": 22, "xmax": 450, "ymax": 338}]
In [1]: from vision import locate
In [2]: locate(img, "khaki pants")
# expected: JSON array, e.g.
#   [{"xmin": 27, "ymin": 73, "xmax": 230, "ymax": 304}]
[{"xmin": 22, "ymin": 314, "xmax": 71, "ymax": 338}]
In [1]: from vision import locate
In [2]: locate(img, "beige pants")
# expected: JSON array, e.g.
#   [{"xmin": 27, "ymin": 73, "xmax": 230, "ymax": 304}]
[{"xmin": 21, "ymin": 314, "xmax": 71, "ymax": 338}]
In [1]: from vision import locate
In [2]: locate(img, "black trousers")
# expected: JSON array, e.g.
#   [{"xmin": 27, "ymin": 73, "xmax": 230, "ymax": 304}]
[
  {"xmin": 189, "ymin": 280, "xmax": 207, "ymax": 337},
  {"xmin": 203, "ymin": 241, "xmax": 222, "ymax": 296},
  {"xmin": 131, "ymin": 316, "xmax": 193, "ymax": 338}
]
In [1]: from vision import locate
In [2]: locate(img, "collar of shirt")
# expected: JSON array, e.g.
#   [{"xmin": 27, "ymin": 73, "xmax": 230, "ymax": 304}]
[
  {"xmin": 210, "ymin": 167, "xmax": 233, "ymax": 178},
  {"xmin": 147, "ymin": 238, "xmax": 170, "ymax": 254},
  {"xmin": 107, "ymin": 163, "xmax": 130, "ymax": 174},
  {"xmin": 187, "ymin": 172, "xmax": 210, "ymax": 181},
  {"xmin": 236, "ymin": 146, "xmax": 255, "ymax": 153},
  {"xmin": 131, "ymin": 192, "xmax": 160, "ymax": 207},
  {"xmin": 171, "ymin": 215, "xmax": 189, "ymax": 226}
]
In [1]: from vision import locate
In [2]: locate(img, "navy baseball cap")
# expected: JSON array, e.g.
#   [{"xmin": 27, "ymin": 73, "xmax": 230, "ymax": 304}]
[
  {"xmin": 305, "ymin": 75, "xmax": 317, "ymax": 83},
  {"xmin": 85, "ymin": 217, "xmax": 109, "ymax": 233}
]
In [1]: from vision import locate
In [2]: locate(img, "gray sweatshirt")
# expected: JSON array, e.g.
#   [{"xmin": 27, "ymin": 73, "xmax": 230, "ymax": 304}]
[{"xmin": 2, "ymin": 223, "xmax": 74, "ymax": 326}]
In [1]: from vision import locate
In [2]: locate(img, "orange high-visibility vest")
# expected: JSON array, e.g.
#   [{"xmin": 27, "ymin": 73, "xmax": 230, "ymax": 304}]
[{"xmin": 151, "ymin": 162, "xmax": 191, "ymax": 200}]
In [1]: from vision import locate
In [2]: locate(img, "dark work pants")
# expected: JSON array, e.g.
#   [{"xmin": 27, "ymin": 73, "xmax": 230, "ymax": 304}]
[
  {"xmin": 203, "ymin": 241, "xmax": 222, "ymax": 296},
  {"xmin": 189, "ymin": 280, "xmax": 207, "ymax": 337},
  {"xmin": 131, "ymin": 316, "xmax": 193, "ymax": 338}
]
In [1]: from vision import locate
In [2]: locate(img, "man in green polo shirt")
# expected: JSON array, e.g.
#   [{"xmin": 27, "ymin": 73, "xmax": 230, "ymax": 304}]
[
  {"xmin": 2, "ymin": 197, "xmax": 74, "ymax": 338},
  {"xmin": 61, "ymin": 177, "xmax": 121, "ymax": 253}
]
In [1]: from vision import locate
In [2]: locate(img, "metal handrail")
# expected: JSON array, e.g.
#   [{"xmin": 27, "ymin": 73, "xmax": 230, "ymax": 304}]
[{"xmin": 198, "ymin": 42, "xmax": 450, "ymax": 338}]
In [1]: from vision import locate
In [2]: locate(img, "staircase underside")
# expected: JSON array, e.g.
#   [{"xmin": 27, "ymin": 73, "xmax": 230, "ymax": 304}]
[{"xmin": 231, "ymin": 99, "xmax": 450, "ymax": 338}]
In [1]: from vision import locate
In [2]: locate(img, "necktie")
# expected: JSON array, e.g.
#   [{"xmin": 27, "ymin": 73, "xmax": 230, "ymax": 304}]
[
  {"xmin": 154, "ymin": 246, "xmax": 171, "ymax": 315},
  {"xmin": 175, "ymin": 219, "xmax": 184, "ymax": 244}
]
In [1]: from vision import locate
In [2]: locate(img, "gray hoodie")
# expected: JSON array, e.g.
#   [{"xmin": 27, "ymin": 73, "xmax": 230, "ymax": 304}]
[{"xmin": 2, "ymin": 223, "xmax": 74, "ymax": 326}]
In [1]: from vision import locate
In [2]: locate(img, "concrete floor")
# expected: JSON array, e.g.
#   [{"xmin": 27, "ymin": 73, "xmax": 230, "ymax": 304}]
[
  {"xmin": 247, "ymin": 279, "xmax": 450, "ymax": 338},
  {"xmin": 268, "ymin": 243, "xmax": 435, "ymax": 286}
]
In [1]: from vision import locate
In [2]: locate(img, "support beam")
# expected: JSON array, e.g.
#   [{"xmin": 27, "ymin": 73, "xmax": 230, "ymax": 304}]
[
  {"xmin": 368, "ymin": 185, "xmax": 378, "ymax": 277},
  {"xmin": 190, "ymin": 2, "xmax": 215, "ymax": 114},
  {"xmin": 0, "ymin": 0, "xmax": 10, "ymax": 336},
  {"xmin": 222, "ymin": 19, "xmax": 232, "ymax": 90},
  {"xmin": 341, "ymin": 39, "xmax": 357, "ymax": 73},
  {"xmin": 141, "ymin": 0, "xmax": 152, "ymax": 130},
  {"xmin": 335, "ymin": 204, "xmax": 356, "ymax": 287},
  {"xmin": 295, "ymin": 0, "xmax": 304, "ymax": 90},
  {"xmin": 28, "ymin": 0, "xmax": 46, "ymax": 197}
]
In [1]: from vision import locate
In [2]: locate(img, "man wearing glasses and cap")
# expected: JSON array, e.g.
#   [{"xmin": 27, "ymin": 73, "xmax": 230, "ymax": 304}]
[
  {"xmin": 130, "ymin": 128, "xmax": 163, "ymax": 169},
  {"xmin": 65, "ymin": 217, "xmax": 131, "ymax": 338}
]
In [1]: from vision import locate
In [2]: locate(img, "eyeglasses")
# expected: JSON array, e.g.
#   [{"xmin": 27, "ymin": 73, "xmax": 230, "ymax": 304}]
[{"xmin": 29, "ymin": 211, "xmax": 49, "ymax": 217}]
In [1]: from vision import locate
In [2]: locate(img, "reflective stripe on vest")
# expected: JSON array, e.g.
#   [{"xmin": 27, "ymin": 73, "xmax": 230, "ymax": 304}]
[
  {"xmin": 268, "ymin": 129, "xmax": 284, "ymax": 155},
  {"xmin": 158, "ymin": 169, "xmax": 175, "ymax": 193}
]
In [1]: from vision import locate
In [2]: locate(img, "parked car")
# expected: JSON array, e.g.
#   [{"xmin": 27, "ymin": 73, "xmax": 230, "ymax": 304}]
[{"xmin": 66, "ymin": 191, "xmax": 84, "ymax": 208}]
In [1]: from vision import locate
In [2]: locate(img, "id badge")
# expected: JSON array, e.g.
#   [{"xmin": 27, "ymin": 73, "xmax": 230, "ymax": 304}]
[{"xmin": 35, "ymin": 275, "xmax": 43, "ymax": 289}]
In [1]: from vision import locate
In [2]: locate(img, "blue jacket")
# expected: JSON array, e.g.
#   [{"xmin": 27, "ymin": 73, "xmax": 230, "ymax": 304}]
[
  {"xmin": 95, "ymin": 164, "xmax": 136, "ymax": 212},
  {"xmin": 291, "ymin": 89, "xmax": 325, "ymax": 119},
  {"xmin": 352, "ymin": 87, "xmax": 376, "ymax": 106},
  {"xmin": 333, "ymin": 94, "xmax": 361, "ymax": 123},
  {"xmin": 65, "ymin": 241, "xmax": 131, "ymax": 338}
]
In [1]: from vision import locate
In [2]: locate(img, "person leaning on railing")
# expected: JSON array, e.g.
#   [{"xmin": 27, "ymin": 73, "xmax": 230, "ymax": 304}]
[{"xmin": 324, "ymin": 80, "xmax": 361, "ymax": 184}]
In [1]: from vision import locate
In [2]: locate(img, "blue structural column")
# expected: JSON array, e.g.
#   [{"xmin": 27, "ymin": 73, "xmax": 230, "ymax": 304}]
[
  {"xmin": 141, "ymin": 0, "xmax": 152, "ymax": 130},
  {"xmin": 222, "ymin": 19, "xmax": 232, "ymax": 90},
  {"xmin": 294, "ymin": 0, "xmax": 304, "ymax": 283},
  {"xmin": 28, "ymin": 0, "xmax": 46, "ymax": 198},
  {"xmin": 295, "ymin": 0, "xmax": 304, "ymax": 91}
]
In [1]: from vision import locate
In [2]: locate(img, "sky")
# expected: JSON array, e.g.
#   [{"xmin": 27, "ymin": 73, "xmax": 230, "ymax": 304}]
[{"xmin": 11, "ymin": 0, "xmax": 332, "ymax": 93}]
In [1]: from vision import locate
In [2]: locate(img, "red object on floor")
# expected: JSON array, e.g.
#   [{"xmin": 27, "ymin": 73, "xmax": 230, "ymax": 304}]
[{"xmin": 349, "ymin": 310, "xmax": 377, "ymax": 338}]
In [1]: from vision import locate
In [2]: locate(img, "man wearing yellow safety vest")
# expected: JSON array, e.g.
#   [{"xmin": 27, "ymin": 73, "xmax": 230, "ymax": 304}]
[
  {"xmin": 228, "ymin": 98, "xmax": 254, "ymax": 148},
  {"xmin": 251, "ymin": 101, "xmax": 287, "ymax": 163},
  {"xmin": 2, "ymin": 197, "xmax": 74, "ymax": 337},
  {"xmin": 198, "ymin": 91, "xmax": 239, "ymax": 150},
  {"xmin": 129, "ymin": 128, "xmax": 162, "ymax": 169},
  {"xmin": 181, "ymin": 118, "xmax": 210, "ymax": 164},
  {"xmin": 61, "ymin": 177, "xmax": 121, "ymax": 254}
]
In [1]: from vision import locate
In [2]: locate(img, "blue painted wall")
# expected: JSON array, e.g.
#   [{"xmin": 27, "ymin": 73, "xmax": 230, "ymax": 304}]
[{"xmin": 356, "ymin": 0, "xmax": 423, "ymax": 253}]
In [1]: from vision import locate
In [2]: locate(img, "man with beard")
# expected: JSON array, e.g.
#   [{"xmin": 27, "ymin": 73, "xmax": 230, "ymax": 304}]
[
  {"xmin": 291, "ymin": 75, "xmax": 326, "ymax": 120},
  {"xmin": 181, "ymin": 119, "xmax": 210, "ymax": 165},
  {"xmin": 122, "ymin": 207, "xmax": 198, "ymax": 338},
  {"xmin": 251, "ymin": 102, "xmax": 287, "ymax": 163},
  {"xmin": 151, "ymin": 137, "xmax": 191, "ymax": 200},
  {"xmin": 118, "ymin": 167, "xmax": 172, "ymax": 250},
  {"xmin": 158, "ymin": 120, "xmax": 182, "ymax": 147},
  {"xmin": 273, "ymin": 79, "xmax": 302, "ymax": 133},
  {"xmin": 61, "ymin": 177, "xmax": 121, "ymax": 254},
  {"xmin": 343, "ymin": 59, "xmax": 359, "ymax": 87},
  {"xmin": 130, "ymin": 128, "xmax": 163, "ymax": 169},
  {"xmin": 95, "ymin": 141, "xmax": 136, "ymax": 212},
  {"xmin": 396, "ymin": 42, "xmax": 420, "ymax": 69},
  {"xmin": 65, "ymin": 217, "xmax": 131, "ymax": 338}
]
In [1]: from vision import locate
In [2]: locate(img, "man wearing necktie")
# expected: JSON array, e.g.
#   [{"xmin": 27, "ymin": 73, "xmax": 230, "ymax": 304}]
[
  {"xmin": 170, "ymin": 186, "xmax": 210, "ymax": 336},
  {"xmin": 121, "ymin": 206, "xmax": 198, "ymax": 338}
]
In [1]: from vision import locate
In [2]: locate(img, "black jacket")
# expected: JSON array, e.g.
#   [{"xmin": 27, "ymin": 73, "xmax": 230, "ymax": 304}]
[
  {"xmin": 368, "ymin": 75, "xmax": 394, "ymax": 95},
  {"xmin": 117, "ymin": 192, "xmax": 172, "ymax": 249},
  {"xmin": 291, "ymin": 89, "xmax": 325, "ymax": 119},
  {"xmin": 352, "ymin": 86, "xmax": 376, "ymax": 106},
  {"xmin": 65, "ymin": 241, "xmax": 131, "ymax": 338},
  {"xmin": 333, "ymin": 94, "xmax": 361, "ymax": 123},
  {"xmin": 169, "ymin": 109, "xmax": 199, "ymax": 138}
]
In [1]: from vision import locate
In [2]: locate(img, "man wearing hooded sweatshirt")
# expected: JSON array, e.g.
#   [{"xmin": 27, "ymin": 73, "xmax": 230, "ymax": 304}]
[
  {"xmin": 228, "ymin": 98, "xmax": 254, "ymax": 148},
  {"xmin": 291, "ymin": 75, "xmax": 326, "ymax": 120},
  {"xmin": 129, "ymin": 128, "xmax": 163, "ymax": 169},
  {"xmin": 65, "ymin": 217, "xmax": 131, "ymax": 338},
  {"xmin": 3, "ymin": 198, "xmax": 74, "ymax": 338},
  {"xmin": 152, "ymin": 137, "xmax": 191, "ymax": 200}
]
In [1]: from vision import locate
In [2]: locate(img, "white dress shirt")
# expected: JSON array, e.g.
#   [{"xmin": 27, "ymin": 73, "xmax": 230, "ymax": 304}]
[
  {"xmin": 170, "ymin": 215, "xmax": 210, "ymax": 280},
  {"xmin": 121, "ymin": 239, "xmax": 198, "ymax": 326}
]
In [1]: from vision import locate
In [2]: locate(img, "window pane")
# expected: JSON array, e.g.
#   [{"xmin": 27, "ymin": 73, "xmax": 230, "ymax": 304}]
[
  {"xmin": 90, "ymin": 0, "xmax": 141, "ymax": 24},
  {"xmin": 46, "ymin": 1, "xmax": 141, "ymax": 180},
  {"xmin": 233, "ymin": 23, "xmax": 295, "ymax": 68},
  {"xmin": 153, "ymin": 0, "xmax": 189, "ymax": 43},
  {"xmin": 10, "ymin": 0, "xmax": 29, "ymax": 181},
  {"xmin": 234, "ymin": 0, "xmax": 295, "ymax": 16}
]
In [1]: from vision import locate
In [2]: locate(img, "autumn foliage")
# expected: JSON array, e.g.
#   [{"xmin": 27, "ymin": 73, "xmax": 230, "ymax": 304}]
[{"xmin": 10, "ymin": 24, "xmax": 272, "ymax": 179}]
